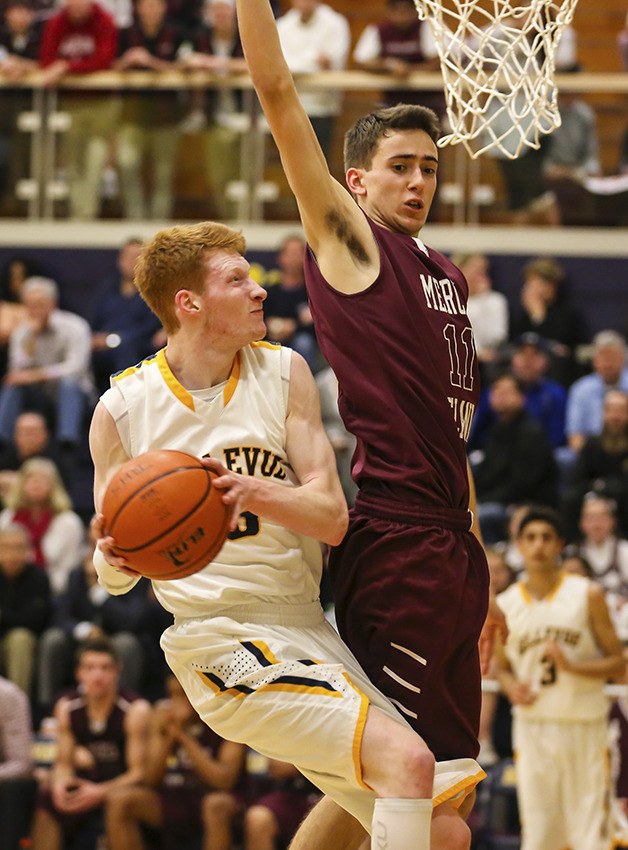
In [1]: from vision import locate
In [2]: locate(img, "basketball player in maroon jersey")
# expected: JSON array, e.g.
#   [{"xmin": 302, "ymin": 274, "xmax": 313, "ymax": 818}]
[{"xmin": 237, "ymin": 0, "xmax": 503, "ymax": 846}]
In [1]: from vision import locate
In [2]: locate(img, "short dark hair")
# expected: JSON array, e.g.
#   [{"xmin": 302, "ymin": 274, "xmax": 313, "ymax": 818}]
[
  {"xmin": 344, "ymin": 104, "xmax": 440, "ymax": 171},
  {"xmin": 75, "ymin": 636, "xmax": 120, "ymax": 667},
  {"xmin": 523, "ymin": 257, "xmax": 565, "ymax": 286},
  {"xmin": 518, "ymin": 506, "xmax": 564, "ymax": 539},
  {"xmin": 490, "ymin": 371, "xmax": 526, "ymax": 395}
]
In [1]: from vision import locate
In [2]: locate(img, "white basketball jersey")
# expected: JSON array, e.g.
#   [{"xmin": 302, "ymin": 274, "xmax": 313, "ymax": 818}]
[
  {"xmin": 100, "ymin": 344, "xmax": 323, "ymax": 620},
  {"xmin": 497, "ymin": 573, "xmax": 608, "ymax": 722}
]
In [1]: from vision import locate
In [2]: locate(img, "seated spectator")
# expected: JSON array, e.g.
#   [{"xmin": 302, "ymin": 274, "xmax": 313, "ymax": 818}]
[
  {"xmin": 566, "ymin": 330, "xmax": 628, "ymax": 454},
  {"xmin": 179, "ymin": 0, "xmax": 247, "ymax": 221},
  {"xmin": 543, "ymin": 93, "xmax": 601, "ymax": 185},
  {"xmin": 0, "ymin": 412, "xmax": 72, "ymax": 504},
  {"xmin": 454, "ymin": 253, "xmax": 509, "ymax": 383},
  {"xmin": 577, "ymin": 494, "xmax": 628, "ymax": 642},
  {"xmin": 352, "ymin": 0, "xmax": 443, "ymax": 117},
  {"xmin": 30, "ymin": 638, "xmax": 151, "ymax": 850},
  {"xmin": 0, "ymin": 255, "xmax": 34, "ymax": 378},
  {"xmin": 0, "ymin": 522, "xmax": 51, "ymax": 696},
  {"xmin": 470, "ymin": 372, "xmax": 558, "ymax": 543},
  {"xmin": 0, "ymin": 457, "xmax": 85, "ymax": 596},
  {"xmin": 0, "ymin": 276, "xmax": 95, "ymax": 452},
  {"xmin": 561, "ymin": 543, "xmax": 593, "ymax": 578},
  {"xmin": 242, "ymin": 753, "xmax": 321, "ymax": 850},
  {"xmin": 262, "ymin": 235, "xmax": 321, "ymax": 373},
  {"xmin": 561, "ymin": 389, "xmax": 628, "ymax": 541},
  {"xmin": 276, "ymin": 0, "xmax": 350, "ymax": 159},
  {"xmin": 542, "ymin": 93, "xmax": 603, "ymax": 226},
  {"xmin": 470, "ymin": 333, "xmax": 567, "ymax": 451},
  {"xmin": 38, "ymin": 0, "xmax": 119, "ymax": 220},
  {"xmin": 105, "ymin": 673, "xmax": 245, "ymax": 850},
  {"xmin": 90, "ymin": 238, "xmax": 163, "ymax": 395},
  {"xmin": 114, "ymin": 0, "xmax": 187, "ymax": 220},
  {"xmin": 0, "ymin": 0, "xmax": 43, "ymax": 216},
  {"xmin": 0, "ymin": 674, "xmax": 38, "ymax": 850},
  {"xmin": 136, "ymin": 584, "xmax": 172, "ymax": 703},
  {"xmin": 37, "ymin": 533, "xmax": 152, "ymax": 715},
  {"xmin": 510, "ymin": 256, "xmax": 587, "ymax": 386}
]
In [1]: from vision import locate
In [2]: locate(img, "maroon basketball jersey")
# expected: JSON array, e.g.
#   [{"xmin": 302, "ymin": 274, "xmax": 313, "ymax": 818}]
[
  {"xmin": 304, "ymin": 217, "xmax": 479, "ymax": 509},
  {"xmin": 67, "ymin": 693, "xmax": 132, "ymax": 782}
]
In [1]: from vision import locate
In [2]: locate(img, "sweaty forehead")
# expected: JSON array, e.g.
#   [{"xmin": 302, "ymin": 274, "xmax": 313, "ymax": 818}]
[
  {"xmin": 206, "ymin": 249, "xmax": 249, "ymax": 274},
  {"xmin": 376, "ymin": 129, "xmax": 438, "ymax": 160}
]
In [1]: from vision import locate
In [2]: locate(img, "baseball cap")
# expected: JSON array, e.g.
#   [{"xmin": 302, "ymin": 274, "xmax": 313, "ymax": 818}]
[{"xmin": 513, "ymin": 333, "xmax": 552, "ymax": 354}]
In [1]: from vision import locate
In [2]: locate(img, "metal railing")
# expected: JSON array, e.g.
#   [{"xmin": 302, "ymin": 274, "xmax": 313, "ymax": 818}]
[{"xmin": 2, "ymin": 69, "xmax": 627, "ymax": 223}]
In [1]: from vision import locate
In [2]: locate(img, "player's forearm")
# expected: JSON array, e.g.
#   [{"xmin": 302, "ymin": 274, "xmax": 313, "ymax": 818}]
[
  {"xmin": 242, "ymin": 476, "xmax": 348, "ymax": 546},
  {"xmin": 563, "ymin": 653, "xmax": 625, "ymax": 680},
  {"xmin": 236, "ymin": 0, "xmax": 292, "ymax": 94}
]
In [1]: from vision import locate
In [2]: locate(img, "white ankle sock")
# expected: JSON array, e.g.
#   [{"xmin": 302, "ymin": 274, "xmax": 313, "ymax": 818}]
[{"xmin": 371, "ymin": 797, "xmax": 432, "ymax": 850}]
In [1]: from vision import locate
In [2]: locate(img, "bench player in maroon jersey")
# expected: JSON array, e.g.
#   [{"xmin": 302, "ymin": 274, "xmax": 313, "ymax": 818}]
[{"xmin": 236, "ymin": 0, "xmax": 503, "ymax": 846}]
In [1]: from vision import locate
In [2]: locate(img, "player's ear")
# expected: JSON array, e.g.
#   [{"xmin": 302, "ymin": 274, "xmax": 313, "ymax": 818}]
[
  {"xmin": 175, "ymin": 289, "xmax": 201, "ymax": 315},
  {"xmin": 346, "ymin": 167, "xmax": 366, "ymax": 196}
]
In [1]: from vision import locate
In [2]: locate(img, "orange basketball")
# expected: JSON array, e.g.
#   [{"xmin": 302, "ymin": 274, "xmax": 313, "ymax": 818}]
[{"xmin": 102, "ymin": 450, "xmax": 231, "ymax": 580}]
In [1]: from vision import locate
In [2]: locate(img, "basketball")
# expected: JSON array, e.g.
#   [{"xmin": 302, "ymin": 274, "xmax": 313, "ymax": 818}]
[{"xmin": 102, "ymin": 450, "xmax": 231, "ymax": 580}]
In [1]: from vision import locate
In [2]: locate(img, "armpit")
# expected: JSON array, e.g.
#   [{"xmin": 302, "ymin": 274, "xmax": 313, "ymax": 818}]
[{"xmin": 324, "ymin": 209, "xmax": 370, "ymax": 266}]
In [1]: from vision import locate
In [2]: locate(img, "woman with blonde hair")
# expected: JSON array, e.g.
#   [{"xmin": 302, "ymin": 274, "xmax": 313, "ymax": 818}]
[{"xmin": 0, "ymin": 457, "xmax": 84, "ymax": 595}]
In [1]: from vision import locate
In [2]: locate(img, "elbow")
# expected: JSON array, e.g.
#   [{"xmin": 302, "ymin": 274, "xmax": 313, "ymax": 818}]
[
  {"xmin": 254, "ymin": 72, "xmax": 294, "ymax": 106},
  {"xmin": 325, "ymin": 503, "xmax": 349, "ymax": 547}
]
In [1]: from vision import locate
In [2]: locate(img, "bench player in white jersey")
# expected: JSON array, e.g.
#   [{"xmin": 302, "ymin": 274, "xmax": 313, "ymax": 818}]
[
  {"xmin": 89, "ymin": 221, "xmax": 484, "ymax": 850},
  {"xmin": 496, "ymin": 506, "xmax": 624, "ymax": 850}
]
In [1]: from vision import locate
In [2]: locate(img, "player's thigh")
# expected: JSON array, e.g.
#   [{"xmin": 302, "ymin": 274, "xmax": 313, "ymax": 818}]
[{"xmin": 106, "ymin": 784, "xmax": 163, "ymax": 828}]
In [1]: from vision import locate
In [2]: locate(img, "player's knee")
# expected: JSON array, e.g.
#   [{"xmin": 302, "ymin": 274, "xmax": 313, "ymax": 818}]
[
  {"xmin": 105, "ymin": 785, "xmax": 140, "ymax": 820},
  {"xmin": 372, "ymin": 739, "xmax": 435, "ymax": 798},
  {"xmin": 201, "ymin": 791, "xmax": 237, "ymax": 826},
  {"xmin": 244, "ymin": 804, "xmax": 277, "ymax": 840},
  {"xmin": 402, "ymin": 742, "xmax": 436, "ymax": 795}
]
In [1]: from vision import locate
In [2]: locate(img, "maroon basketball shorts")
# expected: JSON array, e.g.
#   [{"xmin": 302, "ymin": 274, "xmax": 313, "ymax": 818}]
[{"xmin": 329, "ymin": 492, "xmax": 490, "ymax": 762}]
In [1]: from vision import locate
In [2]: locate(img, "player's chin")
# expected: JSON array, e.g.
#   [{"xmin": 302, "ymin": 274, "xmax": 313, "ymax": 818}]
[{"xmin": 400, "ymin": 208, "xmax": 426, "ymax": 232}]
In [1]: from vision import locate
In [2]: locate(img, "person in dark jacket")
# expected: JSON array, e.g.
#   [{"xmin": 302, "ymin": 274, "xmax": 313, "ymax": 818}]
[
  {"xmin": 37, "ymin": 535, "xmax": 152, "ymax": 713},
  {"xmin": 471, "ymin": 372, "xmax": 558, "ymax": 543},
  {"xmin": 0, "ymin": 521, "xmax": 51, "ymax": 695}
]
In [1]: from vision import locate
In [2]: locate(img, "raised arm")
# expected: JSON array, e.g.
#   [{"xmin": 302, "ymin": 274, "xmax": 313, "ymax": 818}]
[{"xmin": 235, "ymin": 0, "xmax": 377, "ymax": 285}]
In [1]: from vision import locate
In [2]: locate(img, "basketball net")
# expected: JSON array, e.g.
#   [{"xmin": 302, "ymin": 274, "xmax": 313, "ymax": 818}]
[{"xmin": 414, "ymin": 0, "xmax": 579, "ymax": 159}]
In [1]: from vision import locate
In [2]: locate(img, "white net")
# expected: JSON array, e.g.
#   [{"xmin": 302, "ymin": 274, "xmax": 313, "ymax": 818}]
[{"xmin": 414, "ymin": 0, "xmax": 580, "ymax": 159}]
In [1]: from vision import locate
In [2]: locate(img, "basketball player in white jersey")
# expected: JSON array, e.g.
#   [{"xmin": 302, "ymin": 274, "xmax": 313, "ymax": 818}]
[
  {"xmin": 89, "ymin": 221, "xmax": 484, "ymax": 850},
  {"xmin": 496, "ymin": 506, "xmax": 624, "ymax": 850}
]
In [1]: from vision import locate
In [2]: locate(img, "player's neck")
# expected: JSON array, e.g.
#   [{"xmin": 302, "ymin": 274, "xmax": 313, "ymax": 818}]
[
  {"xmin": 524, "ymin": 566, "xmax": 562, "ymax": 599},
  {"xmin": 165, "ymin": 337, "xmax": 236, "ymax": 390}
]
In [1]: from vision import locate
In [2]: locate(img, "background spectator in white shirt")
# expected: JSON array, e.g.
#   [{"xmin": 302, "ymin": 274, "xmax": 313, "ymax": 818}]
[{"xmin": 276, "ymin": 0, "xmax": 350, "ymax": 157}]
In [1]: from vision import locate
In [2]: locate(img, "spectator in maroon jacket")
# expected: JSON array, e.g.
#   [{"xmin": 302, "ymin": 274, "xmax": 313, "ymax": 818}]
[
  {"xmin": 352, "ymin": 0, "xmax": 443, "ymax": 117},
  {"xmin": 39, "ymin": 0, "xmax": 118, "ymax": 219}
]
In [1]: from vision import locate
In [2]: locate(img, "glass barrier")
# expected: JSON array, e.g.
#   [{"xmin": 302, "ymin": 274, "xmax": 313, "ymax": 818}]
[{"xmin": 0, "ymin": 70, "xmax": 626, "ymax": 225}]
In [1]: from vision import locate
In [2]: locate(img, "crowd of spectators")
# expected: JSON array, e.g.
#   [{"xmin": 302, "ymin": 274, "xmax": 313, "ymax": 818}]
[
  {"xmin": 0, "ymin": 0, "xmax": 625, "ymax": 222},
  {"xmin": 0, "ymin": 234, "xmax": 625, "ymax": 847},
  {"xmin": 0, "ymin": 2, "xmax": 625, "ymax": 846}
]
